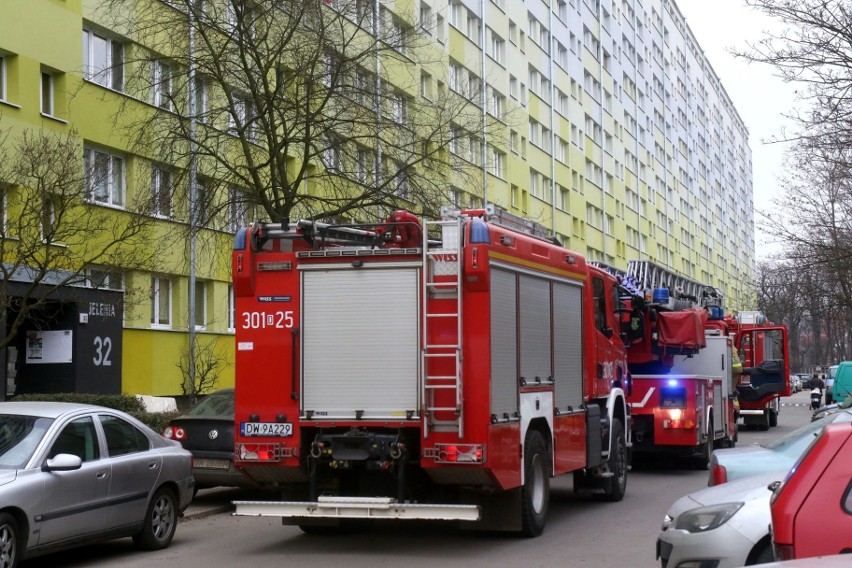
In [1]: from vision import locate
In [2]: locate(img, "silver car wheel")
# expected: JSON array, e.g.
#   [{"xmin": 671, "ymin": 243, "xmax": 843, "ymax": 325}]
[
  {"xmin": 0, "ymin": 515, "xmax": 18, "ymax": 568},
  {"xmin": 151, "ymin": 493, "xmax": 176, "ymax": 541}
]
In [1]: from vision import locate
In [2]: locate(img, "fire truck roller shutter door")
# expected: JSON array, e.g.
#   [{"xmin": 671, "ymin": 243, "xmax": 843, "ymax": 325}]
[
  {"xmin": 519, "ymin": 275, "xmax": 552, "ymax": 387},
  {"xmin": 490, "ymin": 269, "xmax": 519, "ymax": 419},
  {"xmin": 301, "ymin": 266, "xmax": 420, "ymax": 419},
  {"xmin": 553, "ymin": 282, "xmax": 584, "ymax": 410}
]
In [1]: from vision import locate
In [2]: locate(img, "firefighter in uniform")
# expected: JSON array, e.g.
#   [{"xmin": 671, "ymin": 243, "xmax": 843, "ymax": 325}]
[{"xmin": 731, "ymin": 347, "xmax": 743, "ymax": 419}]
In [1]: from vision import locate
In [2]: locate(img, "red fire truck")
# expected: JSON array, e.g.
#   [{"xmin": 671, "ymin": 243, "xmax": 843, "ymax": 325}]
[
  {"xmin": 606, "ymin": 261, "xmax": 790, "ymax": 465},
  {"xmin": 727, "ymin": 311, "xmax": 790, "ymax": 430},
  {"xmin": 230, "ymin": 205, "xmax": 630, "ymax": 536},
  {"xmin": 603, "ymin": 261, "xmax": 738, "ymax": 467}
]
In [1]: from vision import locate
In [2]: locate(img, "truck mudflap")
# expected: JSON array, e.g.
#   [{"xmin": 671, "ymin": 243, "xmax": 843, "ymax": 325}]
[{"xmin": 233, "ymin": 496, "xmax": 480, "ymax": 522}]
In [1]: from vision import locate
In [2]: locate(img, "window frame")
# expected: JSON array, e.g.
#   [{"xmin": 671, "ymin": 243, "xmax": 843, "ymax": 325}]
[
  {"xmin": 0, "ymin": 55, "xmax": 5, "ymax": 102},
  {"xmin": 82, "ymin": 29, "xmax": 124, "ymax": 91},
  {"xmin": 228, "ymin": 284, "xmax": 236, "ymax": 332},
  {"xmin": 84, "ymin": 146, "xmax": 125, "ymax": 207},
  {"xmin": 151, "ymin": 60, "xmax": 172, "ymax": 110},
  {"xmin": 151, "ymin": 165, "xmax": 172, "ymax": 217},
  {"xmin": 151, "ymin": 275, "xmax": 172, "ymax": 328},
  {"xmin": 40, "ymin": 71, "xmax": 54, "ymax": 116},
  {"xmin": 194, "ymin": 279, "xmax": 207, "ymax": 330}
]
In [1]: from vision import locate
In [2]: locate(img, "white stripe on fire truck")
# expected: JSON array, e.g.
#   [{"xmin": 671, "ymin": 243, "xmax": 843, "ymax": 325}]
[{"xmin": 630, "ymin": 387, "xmax": 656, "ymax": 408}]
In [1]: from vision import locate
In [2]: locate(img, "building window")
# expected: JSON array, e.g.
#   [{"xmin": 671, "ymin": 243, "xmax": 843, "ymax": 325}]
[
  {"xmin": 0, "ymin": 189, "xmax": 6, "ymax": 234},
  {"xmin": 82, "ymin": 30, "xmax": 124, "ymax": 91},
  {"xmin": 0, "ymin": 55, "xmax": 5, "ymax": 101},
  {"xmin": 86, "ymin": 266, "xmax": 122, "ymax": 290},
  {"xmin": 421, "ymin": 71, "xmax": 432, "ymax": 99},
  {"xmin": 151, "ymin": 276, "xmax": 171, "ymax": 327},
  {"xmin": 230, "ymin": 91, "xmax": 257, "ymax": 142},
  {"xmin": 151, "ymin": 60, "xmax": 172, "ymax": 110},
  {"xmin": 194, "ymin": 74, "xmax": 208, "ymax": 120},
  {"xmin": 228, "ymin": 185, "xmax": 248, "ymax": 232},
  {"xmin": 487, "ymin": 28, "xmax": 505, "ymax": 64},
  {"xmin": 194, "ymin": 280, "xmax": 206, "ymax": 329},
  {"xmin": 40, "ymin": 71, "xmax": 54, "ymax": 115},
  {"xmin": 228, "ymin": 284, "xmax": 235, "ymax": 332},
  {"xmin": 84, "ymin": 147, "xmax": 124, "ymax": 207},
  {"xmin": 151, "ymin": 166, "xmax": 172, "ymax": 217},
  {"xmin": 41, "ymin": 194, "xmax": 57, "ymax": 241}
]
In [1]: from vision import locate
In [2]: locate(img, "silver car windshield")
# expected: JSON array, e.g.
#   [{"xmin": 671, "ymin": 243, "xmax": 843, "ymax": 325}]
[
  {"xmin": 0, "ymin": 415, "xmax": 55, "ymax": 469},
  {"xmin": 765, "ymin": 410, "xmax": 852, "ymax": 454}
]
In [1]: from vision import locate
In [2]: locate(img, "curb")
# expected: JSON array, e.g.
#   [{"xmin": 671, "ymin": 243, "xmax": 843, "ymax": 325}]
[{"xmin": 181, "ymin": 504, "xmax": 233, "ymax": 521}]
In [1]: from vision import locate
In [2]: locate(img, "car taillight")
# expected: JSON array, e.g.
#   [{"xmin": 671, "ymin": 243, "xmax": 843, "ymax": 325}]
[
  {"xmin": 773, "ymin": 542, "xmax": 795, "ymax": 561},
  {"xmin": 163, "ymin": 426, "xmax": 186, "ymax": 440},
  {"xmin": 709, "ymin": 463, "xmax": 727, "ymax": 486}
]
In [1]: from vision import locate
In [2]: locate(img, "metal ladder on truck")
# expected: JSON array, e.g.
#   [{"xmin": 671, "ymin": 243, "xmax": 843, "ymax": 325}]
[
  {"xmin": 627, "ymin": 259, "xmax": 724, "ymax": 311},
  {"xmin": 421, "ymin": 214, "xmax": 464, "ymax": 438}
]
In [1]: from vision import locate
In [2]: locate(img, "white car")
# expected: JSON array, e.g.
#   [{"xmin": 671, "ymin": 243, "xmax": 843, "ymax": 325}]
[{"xmin": 657, "ymin": 471, "xmax": 784, "ymax": 567}]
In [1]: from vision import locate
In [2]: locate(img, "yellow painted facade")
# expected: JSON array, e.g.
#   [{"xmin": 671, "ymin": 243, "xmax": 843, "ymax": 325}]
[{"xmin": 0, "ymin": 0, "xmax": 756, "ymax": 395}]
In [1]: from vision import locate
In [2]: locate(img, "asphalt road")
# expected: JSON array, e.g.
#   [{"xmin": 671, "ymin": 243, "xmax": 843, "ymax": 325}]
[{"xmin": 23, "ymin": 391, "xmax": 816, "ymax": 567}]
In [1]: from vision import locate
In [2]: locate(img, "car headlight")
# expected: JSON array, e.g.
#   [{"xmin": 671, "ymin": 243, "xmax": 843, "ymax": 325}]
[{"xmin": 674, "ymin": 502, "xmax": 744, "ymax": 533}]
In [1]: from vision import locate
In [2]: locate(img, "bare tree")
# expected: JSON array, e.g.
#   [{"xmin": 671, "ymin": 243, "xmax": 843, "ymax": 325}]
[
  {"xmin": 97, "ymin": 0, "xmax": 497, "ymax": 227},
  {"xmin": 176, "ymin": 338, "xmax": 225, "ymax": 403},
  {"xmin": 741, "ymin": 1, "xmax": 852, "ymax": 150},
  {"xmin": 0, "ymin": 126, "xmax": 160, "ymax": 352}
]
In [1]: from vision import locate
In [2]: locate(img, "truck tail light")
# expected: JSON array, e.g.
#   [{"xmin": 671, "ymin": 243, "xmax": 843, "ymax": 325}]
[
  {"xmin": 236, "ymin": 443, "xmax": 295, "ymax": 462},
  {"xmin": 709, "ymin": 463, "xmax": 727, "ymax": 486},
  {"xmin": 424, "ymin": 444, "xmax": 485, "ymax": 464},
  {"xmin": 662, "ymin": 419, "xmax": 695, "ymax": 428}
]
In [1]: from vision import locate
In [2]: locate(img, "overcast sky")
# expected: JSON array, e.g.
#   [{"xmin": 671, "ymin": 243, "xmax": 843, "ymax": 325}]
[{"xmin": 676, "ymin": 0, "xmax": 799, "ymax": 251}]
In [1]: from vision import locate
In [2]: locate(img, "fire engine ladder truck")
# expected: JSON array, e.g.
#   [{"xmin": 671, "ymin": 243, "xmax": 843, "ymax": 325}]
[
  {"xmin": 626, "ymin": 260, "xmax": 724, "ymax": 311},
  {"xmin": 421, "ymin": 214, "xmax": 464, "ymax": 438}
]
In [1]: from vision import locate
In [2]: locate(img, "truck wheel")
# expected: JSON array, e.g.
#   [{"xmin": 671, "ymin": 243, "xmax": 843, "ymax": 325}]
[
  {"xmin": 769, "ymin": 409, "xmax": 778, "ymax": 428},
  {"xmin": 597, "ymin": 419, "xmax": 627, "ymax": 502},
  {"xmin": 0, "ymin": 512, "xmax": 20, "ymax": 568},
  {"xmin": 694, "ymin": 422, "xmax": 712, "ymax": 470},
  {"xmin": 520, "ymin": 429, "xmax": 550, "ymax": 537},
  {"xmin": 759, "ymin": 412, "xmax": 770, "ymax": 431}
]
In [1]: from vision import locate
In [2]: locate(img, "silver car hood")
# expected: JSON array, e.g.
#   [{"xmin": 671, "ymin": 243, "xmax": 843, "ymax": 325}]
[
  {"xmin": 662, "ymin": 471, "xmax": 786, "ymax": 544},
  {"xmin": 0, "ymin": 471, "xmax": 17, "ymax": 487},
  {"xmin": 687, "ymin": 471, "xmax": 784, "ymax": 507}
]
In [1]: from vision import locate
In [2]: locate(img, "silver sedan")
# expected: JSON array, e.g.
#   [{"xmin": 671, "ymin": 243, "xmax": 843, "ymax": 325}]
[
  {"xmin": 657, "ymin": 471, "xmax": 784, "ymax": 567},
  {"xmin": 0, "ymin": 401, "xmax": 194, "ymax": 567}
]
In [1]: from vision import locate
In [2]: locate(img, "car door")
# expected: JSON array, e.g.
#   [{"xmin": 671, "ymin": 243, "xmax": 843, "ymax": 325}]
[
  {"xmin": 38, "ymin": 415, "xmax": 110, "ymax": 545},
  {"xmin": 98, "ymin": 414, "xmax": 162, "ymax": 530}
]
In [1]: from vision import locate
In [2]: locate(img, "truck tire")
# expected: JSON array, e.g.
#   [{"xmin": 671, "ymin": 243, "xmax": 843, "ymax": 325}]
[
  {"xmin": 598, "ymin": 419, "xmax": 627, "ymax": 502},
  {"xmin": 694, "ymin": 422, "xmax": 712, "ymax": 470},
  {"xmin": 769, "ymin": 409, "xmax": 778, "ymax": 428},
  {"xmin": 759, "ymin": 412, "xmax": 770, "ymax": 431},
  {"xmin": 520, "ymin": 429, "xmax": 550, "ymax": 537}
]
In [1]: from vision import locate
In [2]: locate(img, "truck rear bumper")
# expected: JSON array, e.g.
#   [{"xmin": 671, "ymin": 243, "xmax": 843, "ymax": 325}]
[{"xmin": 233, "ymin": 496, "xmax": 480, "ymax": 521}]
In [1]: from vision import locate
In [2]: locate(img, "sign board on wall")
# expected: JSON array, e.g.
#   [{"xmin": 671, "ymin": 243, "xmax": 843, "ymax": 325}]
[{"xmin": 25, "ymin": 330, "xmax": 73, "ymax": 364}]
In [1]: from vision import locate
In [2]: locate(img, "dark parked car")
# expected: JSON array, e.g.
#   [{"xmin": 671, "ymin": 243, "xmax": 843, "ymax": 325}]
[
  {"xmin": 0, "ymin": 402, "xmax": 194, "ymax": 568},
  {"xmin": 163, "ymin": 388, "xmax": 253, "ymax": 489}
]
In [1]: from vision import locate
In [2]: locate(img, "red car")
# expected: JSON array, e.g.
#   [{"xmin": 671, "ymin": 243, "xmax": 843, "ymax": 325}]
[{"xmin": 770, "ymin": 421, "xmax": 852, "ymax": 560}]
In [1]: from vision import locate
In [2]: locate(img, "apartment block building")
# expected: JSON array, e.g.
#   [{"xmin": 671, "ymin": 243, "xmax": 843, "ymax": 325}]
[{"xmin": 0, "ymin": 0, "xmax": 754, "ymax": 397}]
